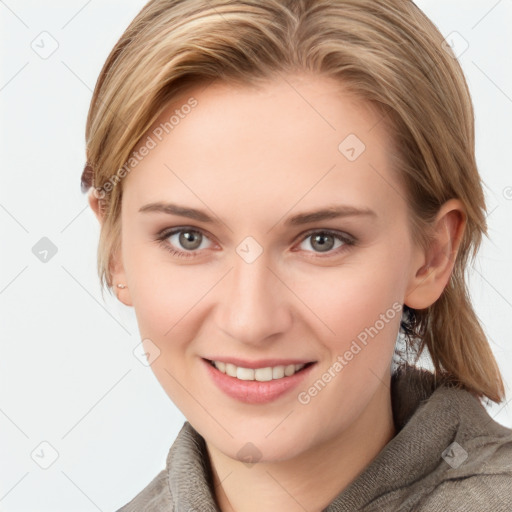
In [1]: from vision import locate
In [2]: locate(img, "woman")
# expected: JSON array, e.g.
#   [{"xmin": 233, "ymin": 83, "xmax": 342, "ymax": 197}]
[{"xmin": 81, "ymin": 0, "xmax": 512, "ymax": 510}]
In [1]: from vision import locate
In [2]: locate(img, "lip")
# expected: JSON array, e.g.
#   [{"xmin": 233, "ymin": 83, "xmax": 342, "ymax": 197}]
[{"xmin": 202, "ymin": 357, "xmax": 316, "ymax": 404}]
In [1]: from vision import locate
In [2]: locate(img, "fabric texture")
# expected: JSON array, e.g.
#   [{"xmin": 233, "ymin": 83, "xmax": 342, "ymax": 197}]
[{"xmin": 116, "ymin": 364, "xmax": 512, "ymax": 511}]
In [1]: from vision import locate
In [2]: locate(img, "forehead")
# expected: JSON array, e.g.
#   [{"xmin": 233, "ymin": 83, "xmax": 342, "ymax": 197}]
[{"xmin": 123, "ymin": 75, "xmax": 407, "ymax": 225}]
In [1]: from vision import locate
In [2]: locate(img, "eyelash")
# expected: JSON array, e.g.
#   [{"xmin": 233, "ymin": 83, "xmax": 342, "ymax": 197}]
[{"xmin": 154, "ymin": 227, "xmax": 357, "ymax": 259}]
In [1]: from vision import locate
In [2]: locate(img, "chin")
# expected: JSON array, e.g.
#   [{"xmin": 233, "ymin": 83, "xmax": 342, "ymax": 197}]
[{"xmin": 207, "ymin": 422, "xmax": 316, "ymax": 465}]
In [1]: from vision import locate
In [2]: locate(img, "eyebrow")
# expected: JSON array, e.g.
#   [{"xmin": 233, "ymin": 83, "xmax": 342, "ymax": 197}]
[{"xmin": 138, "ymin": 202, "xmax": 377, "ymax": 226}]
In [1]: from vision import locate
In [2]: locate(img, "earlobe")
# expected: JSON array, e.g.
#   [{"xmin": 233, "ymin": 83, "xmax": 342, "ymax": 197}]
[
  {"xmin": 114, "ymin": 282, "xmax": 133, "ymax": 307},
  {"xmin": 405, "ymin": 199, "xmax": 466, "ymax": 310},
  {"xmin": 110, "ymin": 251, "xmax": 133, "ymax": 307}
]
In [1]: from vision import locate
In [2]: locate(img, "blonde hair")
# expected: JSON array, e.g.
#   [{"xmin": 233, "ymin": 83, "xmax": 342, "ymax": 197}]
[{"xmin": 82, "ymin": 0, "xmax": 505, "ymax": 404}]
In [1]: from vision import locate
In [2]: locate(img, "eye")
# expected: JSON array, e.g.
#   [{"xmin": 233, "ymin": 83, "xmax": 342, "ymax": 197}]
[
  {"xmin": 155, "ymin": 227, "xmax": 356, "ymax": 259},
  {"xmin": 156, "ymin": 227, "xmax": 214, "ymax": 258},
  {"xmin": 296, "ymin": 229, "xmax": 355, "ymax": 256}
]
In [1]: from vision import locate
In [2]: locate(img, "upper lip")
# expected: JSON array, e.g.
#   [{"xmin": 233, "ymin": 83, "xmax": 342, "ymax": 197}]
[{"xmin": 203, "ymin": 357, "xmax": 316, "ymax": 369}]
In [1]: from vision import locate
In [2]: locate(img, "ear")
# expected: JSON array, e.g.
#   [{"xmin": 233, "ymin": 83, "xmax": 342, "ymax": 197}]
[
  {"xmin": 87, "ymin": 188, "xmax": 133, "ymax": 307},
  {"xmin": 405, "ymin": 198, "xmax": 467, "ymax": 309}
]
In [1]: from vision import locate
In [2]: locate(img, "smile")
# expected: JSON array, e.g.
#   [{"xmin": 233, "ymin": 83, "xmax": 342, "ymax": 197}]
[
  {"xmin": 209, "ymin": 360, "xmax": 312, "ymax": 381},
  {"xmin": 203, "ymin": 358, "xmax": 316, "ymax": 404}
]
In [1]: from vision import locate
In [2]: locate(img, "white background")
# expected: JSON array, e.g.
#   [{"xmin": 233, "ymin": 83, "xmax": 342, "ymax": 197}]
[{"xmin": 0, "ymin": 1, "xmax": 511, "ymax": 510}]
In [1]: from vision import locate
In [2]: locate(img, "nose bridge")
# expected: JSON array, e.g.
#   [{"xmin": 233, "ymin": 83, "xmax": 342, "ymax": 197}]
[{"xmin": 215, "ymin": 249, "xmax": 291, "ymax": 345}]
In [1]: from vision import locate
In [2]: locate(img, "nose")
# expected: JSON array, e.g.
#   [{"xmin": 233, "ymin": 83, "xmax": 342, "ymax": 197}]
[{"xmin": 214, "ymin": 249, "xmax": 293, "ymax": 347}]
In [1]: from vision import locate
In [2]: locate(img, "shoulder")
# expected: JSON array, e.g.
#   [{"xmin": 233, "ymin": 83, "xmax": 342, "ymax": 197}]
[
  {"xmin": 115, "ymin": 469, "xmax": 173, "ymax": 512},
  {"xmin": 415, "ymin": 472, "xmax": 512, "ymax": 511},
  {"xmin": 375, "ymin": 432, "xmax": 512, "ymax": 512},
  {"xmin": 415, "ymin": 426, "xmax": 512, "ymax": 512}
]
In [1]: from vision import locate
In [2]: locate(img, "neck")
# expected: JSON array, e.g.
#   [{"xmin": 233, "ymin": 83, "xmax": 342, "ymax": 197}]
[{"xmin": 207, "ymin": 381, "xmax": 396, "ymax": 512}]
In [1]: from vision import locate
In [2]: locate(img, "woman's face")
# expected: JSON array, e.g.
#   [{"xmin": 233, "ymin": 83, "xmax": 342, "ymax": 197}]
[{"xmin": 116, "ymin": 75, "xmax": 423, "ymax": 462}]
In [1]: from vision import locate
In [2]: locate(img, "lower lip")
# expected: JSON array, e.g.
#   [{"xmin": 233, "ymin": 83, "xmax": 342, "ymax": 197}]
[{"xmin": 202, "ymin": 358, "xmax": 316, "ymax": 404}]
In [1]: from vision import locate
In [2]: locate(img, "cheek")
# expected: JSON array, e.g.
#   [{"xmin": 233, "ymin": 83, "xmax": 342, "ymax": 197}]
[
  {"xmin": 125, "ymin": 250, "xmax": 213, "ymax": 409},
  {"xmin": 299, "ymin": 257, "xmax": 404, "ymax": 333},
  {"xmin": 129, "ymin": 267, "xmax": 209, "ymax": 342},
  {"xmin": 122, "ymin": 235, "xmax": 208, "ymax": 341}
]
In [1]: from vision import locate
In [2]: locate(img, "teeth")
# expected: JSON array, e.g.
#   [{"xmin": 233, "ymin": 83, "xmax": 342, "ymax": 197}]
[
  {"xmin": 284, "ymin": 364, "xmax": 296, "ymax": 377},
  {"xmin": 212, "ymin": 361, "xmax": 307, "ymax": 381},
  {"xmin": 237, "ymin": 367, "xmax": 254, "ymax": 380},
  {"xmin": 272, "ymin": 366, "xmax": 285, "ymax": 379},
  {"xmin": 255, "ymin": 367, "xmax": 273, "ymax": 381},
  {"xmin": 225, "ymin": 363, "xmax": 237, "ymax": 377}
]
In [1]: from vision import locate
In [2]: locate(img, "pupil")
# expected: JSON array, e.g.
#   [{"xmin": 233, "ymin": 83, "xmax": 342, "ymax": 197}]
[
  {"xmin": 180, "ymin": 231, "xmax": 201, "ymax": 250},
  {"xmin": 313, "ymin": 233, "xmax": 333, "ymax": 252}
]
